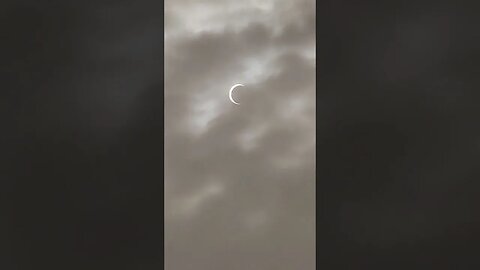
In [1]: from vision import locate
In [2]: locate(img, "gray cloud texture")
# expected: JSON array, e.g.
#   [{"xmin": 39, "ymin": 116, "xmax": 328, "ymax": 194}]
[
  {"xmin": 165, "ymin": 0, "xmax": 315, "ymax": 269},
  {"xmin": 4, "ymin": 0, "xmax": 479, "ymax": 269}
]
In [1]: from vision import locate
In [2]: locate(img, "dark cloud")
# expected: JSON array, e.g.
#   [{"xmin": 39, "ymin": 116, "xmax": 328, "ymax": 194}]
[
  {"xmin": 316, "ymin": 0, "xmax": 480, "ymax": 268},
  {"xmin": 2, "ymin": 1, "xmax": 163, "ymax": 269}
]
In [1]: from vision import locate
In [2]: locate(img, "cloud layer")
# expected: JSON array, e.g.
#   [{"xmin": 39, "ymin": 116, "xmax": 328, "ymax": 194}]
[{"xmin": 165, "ymin": 0, "xmax": 316, "ymax": 269}]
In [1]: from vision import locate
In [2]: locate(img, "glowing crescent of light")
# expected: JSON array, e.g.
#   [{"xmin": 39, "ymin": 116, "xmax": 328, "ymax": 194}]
[{"xmin": 229, "ymin": 83, "xmax": 244, "ymax": 105}]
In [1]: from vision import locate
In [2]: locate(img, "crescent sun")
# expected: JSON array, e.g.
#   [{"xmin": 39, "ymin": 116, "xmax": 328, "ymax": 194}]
[{"xmin": 229, "ymin": 83, "xmax": 244, "ymax": 105}]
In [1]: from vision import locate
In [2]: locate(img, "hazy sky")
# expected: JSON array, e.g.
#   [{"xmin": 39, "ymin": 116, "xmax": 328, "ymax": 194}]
[{"xmin": 164, "ymin": 0, "xmax": 315, "ymax": 269}]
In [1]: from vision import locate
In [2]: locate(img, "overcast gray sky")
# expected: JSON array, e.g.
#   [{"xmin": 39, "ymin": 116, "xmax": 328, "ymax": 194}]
[
  {"xmin": 3, "ymin": 0, "xmax": 480, "ymax": 269},
  {"xmin": 164, "ymin": 0, "xmax": 315, "ymax": 269}
]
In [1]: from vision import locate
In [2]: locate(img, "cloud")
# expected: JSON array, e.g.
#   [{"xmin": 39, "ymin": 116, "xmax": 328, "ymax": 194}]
[{"xmin": 164, "ymin": 0, "xmax": 315, "ymax": 269}]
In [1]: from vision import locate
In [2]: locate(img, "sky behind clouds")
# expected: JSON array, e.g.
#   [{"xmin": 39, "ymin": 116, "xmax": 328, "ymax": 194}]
[{"xmin": 164, "ymin": 0, "xmax": 316, "ymax": 269}]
